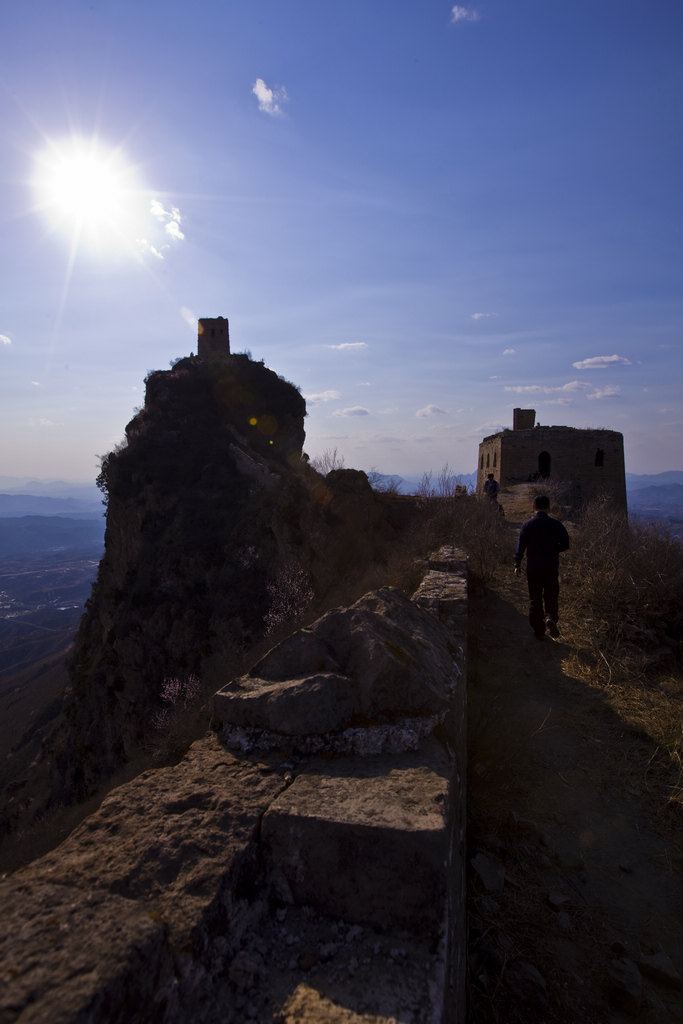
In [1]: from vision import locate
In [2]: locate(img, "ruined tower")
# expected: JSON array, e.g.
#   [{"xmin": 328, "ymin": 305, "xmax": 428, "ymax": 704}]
[
  {"xmin": 197, "ymin": 316, "xmax": 230, "ymax": 360},
  {"xmin": 476, "ymin": 409, "xmax": 626, "ymax": 510}
]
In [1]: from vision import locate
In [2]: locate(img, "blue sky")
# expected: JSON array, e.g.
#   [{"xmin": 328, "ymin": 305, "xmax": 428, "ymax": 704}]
[{"xmin": 1, "ymin": 0, "xmax": 681, "ymax": 484}]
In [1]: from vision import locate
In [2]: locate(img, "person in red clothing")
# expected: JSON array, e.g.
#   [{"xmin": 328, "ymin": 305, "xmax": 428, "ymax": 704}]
[{"xmin": 514, "ymin": 494, "xmax": 570, "ymax": 640}]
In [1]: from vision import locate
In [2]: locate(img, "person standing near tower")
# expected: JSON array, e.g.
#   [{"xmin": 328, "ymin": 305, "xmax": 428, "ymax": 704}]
[
  {"xmin": 514, "ymin": 494, "xmax": 570, "ymax": 639},
  {"xmin": 483, "ymin": 473, "xmax": 499, "ymax": 504}
]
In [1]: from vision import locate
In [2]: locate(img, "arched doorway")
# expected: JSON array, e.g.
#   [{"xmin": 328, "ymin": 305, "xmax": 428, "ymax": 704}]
[{"xmin": 538, "ymin": 451, "xmax": 551, "ymax": 479}]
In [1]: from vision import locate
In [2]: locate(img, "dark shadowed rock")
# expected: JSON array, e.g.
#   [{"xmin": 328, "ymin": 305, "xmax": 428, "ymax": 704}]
[
  {"xmin": 18, "ymin": 734, "xmax": 284, "ymax": 950},
  {"xmin": 0, "ymin": 880, "xmax": 173, "ymax": 1024},
  {"xmin": 607, "ymin": 957, "xmax": 643, "ymax": 1014}
]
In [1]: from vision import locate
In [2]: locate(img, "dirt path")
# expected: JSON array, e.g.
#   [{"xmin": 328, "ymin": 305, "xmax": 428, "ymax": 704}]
[{"xmin": 467, "ymin": 567, "xmax": 683, "ymax": 1022}]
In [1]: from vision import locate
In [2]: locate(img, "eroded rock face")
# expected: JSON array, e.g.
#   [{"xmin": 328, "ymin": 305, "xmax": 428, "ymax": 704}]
[{"xmin": 213, "ymin": 588, "xmax": 458, "ymax": 747}]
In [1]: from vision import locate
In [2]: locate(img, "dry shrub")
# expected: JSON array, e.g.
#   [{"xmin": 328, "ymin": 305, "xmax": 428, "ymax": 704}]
[
  {"xmin": 410, "ymin": 490, "xmax": 510, "ymax": 585},
  {"xmin": 562, "ymin": 498, "xmax": 683, "ymax": 782},
  {"xmin": 564, "ymin": 497, "xmax": 683, "ymax": 670}
]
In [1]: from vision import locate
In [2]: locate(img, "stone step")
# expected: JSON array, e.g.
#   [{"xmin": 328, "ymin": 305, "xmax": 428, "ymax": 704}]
[{"xmin": 261, "ymin": 739, "xmax": 453, "ymax": 938}]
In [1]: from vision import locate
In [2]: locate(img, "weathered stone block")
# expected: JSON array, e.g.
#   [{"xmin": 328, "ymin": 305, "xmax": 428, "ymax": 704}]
[
  {"xmin": 213, "ymin": 673, "xmax": 356, "ymax": 735},
  {"xmin": 261, "ymin": 741, "xmax": 453, "ymax": 936},
  {"xmin": 17, "ymin": 734, "xmax": 284, "ymax": 950},
  {"xmin": 0, "ymin": 880, "xmax": 172, "ymax": 1024}
]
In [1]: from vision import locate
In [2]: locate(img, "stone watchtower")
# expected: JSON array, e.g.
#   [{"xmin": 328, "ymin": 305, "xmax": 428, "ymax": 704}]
[
  {"xmin": 197, "ymin": 316, "xmax": 230, "ymax": 360},
  {"xmin": 476, "ymin": 408, "xmax": 627, "ymax": 510}
]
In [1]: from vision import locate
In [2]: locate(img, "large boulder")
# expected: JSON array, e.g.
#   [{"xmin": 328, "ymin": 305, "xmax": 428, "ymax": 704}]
[{"xmin": 213, "ymin": 587, "xmax": 457, "ymax": 742}]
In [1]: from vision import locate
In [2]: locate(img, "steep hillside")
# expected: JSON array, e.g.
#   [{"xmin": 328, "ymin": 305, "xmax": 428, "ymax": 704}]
[{"xmin": 47, "ymin": 352, "xmax": 415, "ymax": 808}]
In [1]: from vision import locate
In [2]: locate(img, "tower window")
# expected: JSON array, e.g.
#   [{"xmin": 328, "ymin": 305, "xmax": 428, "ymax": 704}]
[
  {"xmin": 480, "ymin": 455, "xmax": 484, "ymax": 469},
  {"xmin": 486, "ymin": 453, "xmax": 490, "ymax": 468},
  {"xmin": 493, "ymin": 451, "xmax": 497, "ymax": 468}
]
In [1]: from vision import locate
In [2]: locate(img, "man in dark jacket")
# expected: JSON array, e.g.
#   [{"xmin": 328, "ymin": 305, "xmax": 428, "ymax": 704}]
[{"xmin": 514, "ymin": 494, "xmax": 570, "ymax": 639}]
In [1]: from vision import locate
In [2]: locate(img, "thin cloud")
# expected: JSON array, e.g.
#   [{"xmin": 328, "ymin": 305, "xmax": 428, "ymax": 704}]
[
  {"xmin": 252, "ymin": 78, "xmax": 288, "ymax": 116},
  {"xmin": 327, "ymin": 342, "xmax": 368, "ymax": 351},
  {"xmin": 505, "ymin": 381, "xmax": 590, "ymax": 395},
  {"xmin": 31, "ymin": 381, "xmax": 41, "ymax": 387},
  {"xmin": 304, "ymin": 390, "xmax": 340, "ymax": 406},
  {"xmin": 136, "ymin": 239, "xmax": 165, "ymax": 260},
  {"xmin": 572, "ymin": 354, "xmax": 632, "ymax": 370},
  {"xmin": 138, "ymin": 200, "xmax": 185, "ymax": 258},
  {"xmin": 332, "ymin": 406, "xmax": 370, "ymax": 417},
  {"xmin": 0, "ymin": 334, "xmax": 11, "ymax": 346},
  {"xmin": 416, "ymin": 404, "xmax": 447, "ymax": 418},
  {"xmin": 180, "ymin": 307, "xmax": 197, "ymax": 329},
  {"xmin": 587, "ymin": 385, "xmax": 621, "ymax": 400},
  {"xmin": 451, "ymin": 6, "xmax": 479, "ymax": 23},
  {"xmin": 150, "ymin": 200, "xmax": 185, "ymax": 239},
  {"xmin": 471, "ymin": 312, "xmax": 496, "ymax": 320},
  {"xmin": 503, "ymin": 348, "xmax": 516, "ymax": 356}
]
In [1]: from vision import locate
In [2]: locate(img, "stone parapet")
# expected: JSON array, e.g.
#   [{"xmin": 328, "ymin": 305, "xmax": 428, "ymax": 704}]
[{"xmin": 3, "ymin": 552, "xmax": 469, "ymax": 1024}]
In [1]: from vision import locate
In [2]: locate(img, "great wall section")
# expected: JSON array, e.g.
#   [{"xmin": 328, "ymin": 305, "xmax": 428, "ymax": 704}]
[{"xmin": 0, "ymin": 548, "xmax": 469, "ymax": 1024}]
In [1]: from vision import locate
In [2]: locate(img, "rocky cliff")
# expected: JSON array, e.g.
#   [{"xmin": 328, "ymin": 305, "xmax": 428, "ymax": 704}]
[{"xmin": 48, "ymin": 351, "xmax": 415, "ymax": 808}]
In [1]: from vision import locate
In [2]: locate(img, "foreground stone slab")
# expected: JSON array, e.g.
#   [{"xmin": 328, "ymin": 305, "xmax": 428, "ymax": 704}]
[
  {"xmin": 0, "ymin": 880, "xmax": 172, "ymax": 1024},
  {"xmin": 261, "ymin": 738, "xmax": 453, "ymax": 936},
  {"xmin": 16, "ymin": 734, "xmax": 285, "ymax": 951}
]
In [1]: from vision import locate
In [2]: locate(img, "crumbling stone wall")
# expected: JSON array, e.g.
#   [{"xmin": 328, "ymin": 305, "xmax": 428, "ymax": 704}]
[{"xmin": 2, "ymin": 550, "xmax": 468, "ymax": 1024}]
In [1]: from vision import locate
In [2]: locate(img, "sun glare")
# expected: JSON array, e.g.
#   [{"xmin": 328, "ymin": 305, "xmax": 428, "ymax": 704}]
[{"xmin": 33, "ymin": 136, "xmax": 146, "ymax": 254}]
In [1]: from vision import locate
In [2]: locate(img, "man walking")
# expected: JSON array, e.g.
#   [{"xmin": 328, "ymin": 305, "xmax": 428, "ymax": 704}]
[{"xmin": 514, "ymin": 494, "xmax": 570, "ymax": 640}]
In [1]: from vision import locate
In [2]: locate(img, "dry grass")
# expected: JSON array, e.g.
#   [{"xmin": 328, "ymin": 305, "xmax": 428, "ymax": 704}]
[{"xmin": 556, "ymin": 498, "xmax": 683, "ymax": 815}]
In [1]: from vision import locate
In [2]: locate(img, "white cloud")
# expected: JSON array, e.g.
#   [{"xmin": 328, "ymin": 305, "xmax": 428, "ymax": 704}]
[
  {"xmin": 327, "ymin": 342, "xmax": 368, "ymax": 351},
  {"xmin": 136, "ymin": 239, "xmax": 165, "ymax": 260},
  {"xmin": 149, "ymin": 200, "xmax": 185, "ymax": 241},
  {"xmin": 0, "ymin": 334, "xmax": 11, "ymax": 346},
  {"xmin": 504, "ymin": 381, "xmax": 590, "ymax": 395},
  {"xmin": 150, "ymin": 199, "xmax": 167, "ymax": 220},
  {"xmin": 416, "ymin": 404, "xmax": 446, "ymax": 418},
  {"xmin": 304, "ymin": 390, "xmax": 340, "ymax": 405},
  {"xmin": 451, "ymin": 6, "xmax": 479, "ymax": 24},
  {"xmin": 252, "ymin": 78, "xmax": 288, "ymax": 116},
  {"xmin": 332, "ymin": 406, "xmax": 370, "ymax": 417},
  {"xmin": 503, "ymin": 348, "xmax": 516, "ymax": 356},
  {"xmin": 572, "ymin": 354, "xmax": 632, "ymax": 370},
  {"xmin": 587, "ymin": 385, "xmax": 621, "ymax": 400},
  {"xmin": 471, "ymin": 312, "xmax": 496, "ymax": 320},
  {"xmin": 165, "ymin": 219, "xmax": 184, "ymax": 242},
  {"xmin": 31, "ymin": 380, "xmax": 41, "ymax": 387}
]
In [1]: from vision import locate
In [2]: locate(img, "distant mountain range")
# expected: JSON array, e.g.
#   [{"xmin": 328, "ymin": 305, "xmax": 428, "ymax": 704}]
[
  {"xmin": 625, "ymin": 470, "xmax": 683, "ymax": 490},
  {"xmin": 0, "ymin": 493, "xmax": 103, "ymax": 518}
]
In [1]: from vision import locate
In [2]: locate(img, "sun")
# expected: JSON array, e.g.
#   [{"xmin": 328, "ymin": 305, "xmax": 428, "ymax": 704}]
[{"xmin": 32, "ymin": 136, "xmax": 146, "ymax": 254}]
